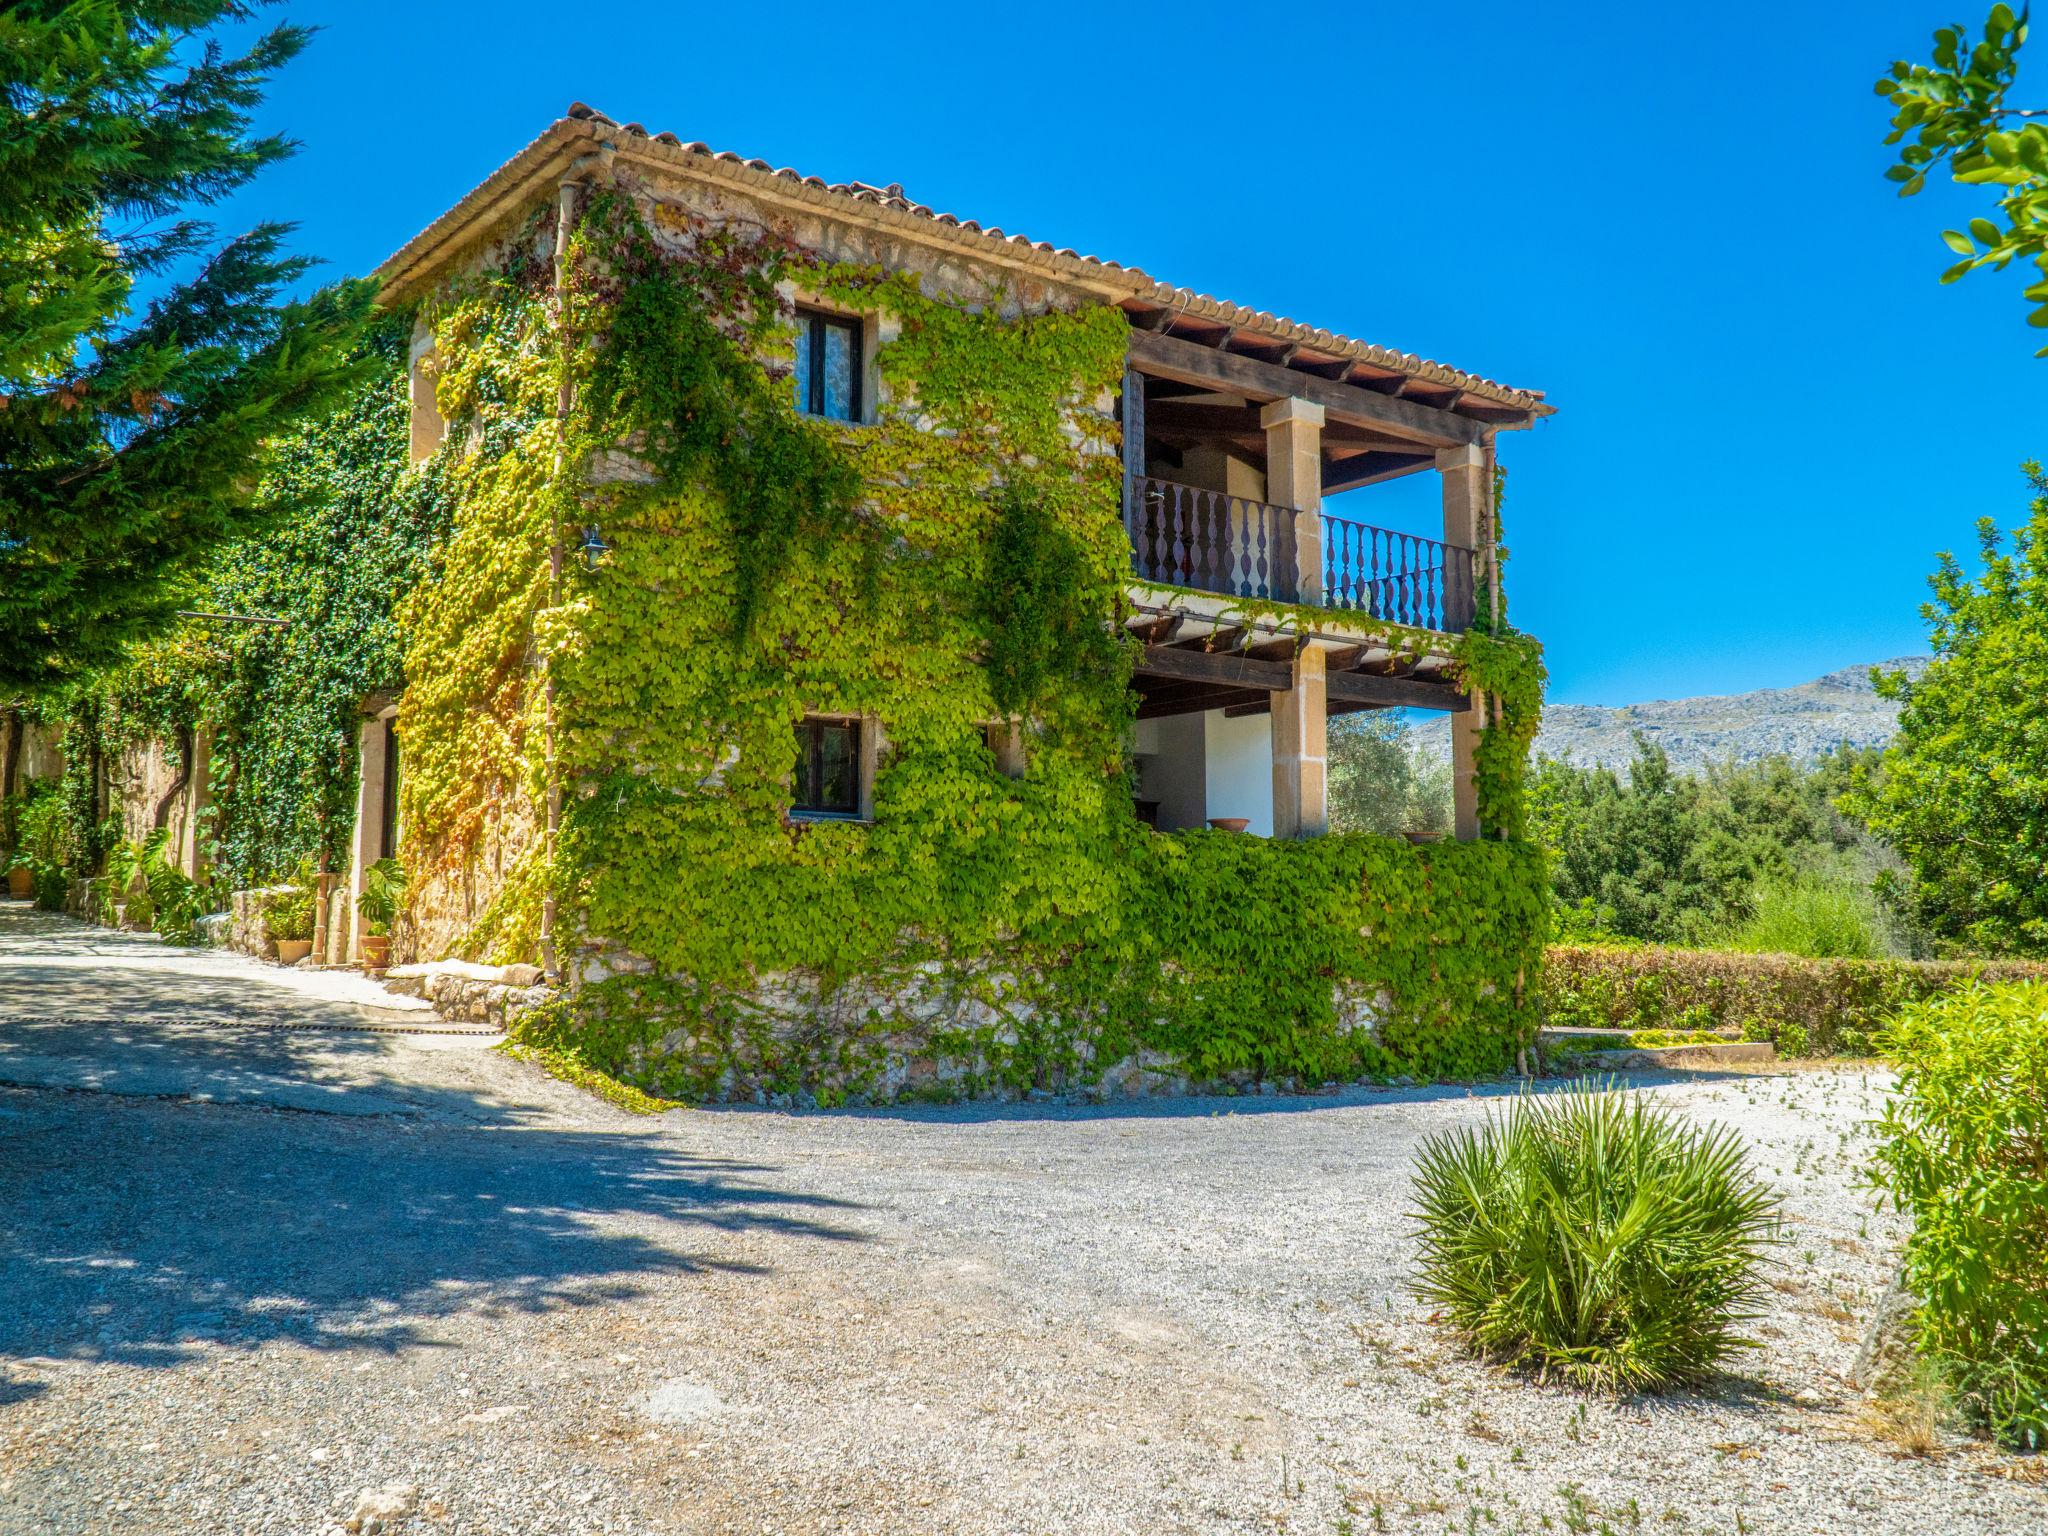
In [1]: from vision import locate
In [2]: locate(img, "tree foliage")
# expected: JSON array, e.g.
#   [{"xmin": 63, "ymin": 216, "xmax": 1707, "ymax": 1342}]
[
  {"xmin": 0, "ymin": 0, "xmax": 376, "ymax": 695},
  {"xmin": 1876, "ymin": 5, "xmax": 2048, "ymax": 349},
  {"xmin": 1530, "ymin": 737, "xmax": 1884, "ymax": 947},
  {"xmin": 1328, "ymin": 712, "xmax": 1452, "ymax": 839},
  {"xmin": 1853, "ymin": 465, "xmax": 2048, "ymax": 955}
]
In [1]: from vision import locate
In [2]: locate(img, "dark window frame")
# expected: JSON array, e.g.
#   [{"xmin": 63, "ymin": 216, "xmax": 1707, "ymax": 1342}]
[
  {"xmin": 793, "ymin": 307, "xmax": 863, "ymax": 423},
  {"xmin": 791, "ymin": 715, "xmax": 864, "ymax": 820}
]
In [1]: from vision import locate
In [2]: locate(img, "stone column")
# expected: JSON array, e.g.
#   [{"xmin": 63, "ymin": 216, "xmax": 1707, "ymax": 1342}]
[
  {"xmin": 1261, "ymin": 398, "xmax": 1326, "ymax": 606},
  {"xmin": 1439, "ymin": 444, "xmax": 1490, "ymax": 842},
  {"xmin": 347, "ymin": 714, "xmax": 390, "ymax": 964},
  {"xmin": 407, "ymin": 320, "xmax": 445, "ymax": 465},
  {"xmin": 1270, "ymin": 646, "xmax": 1328, "ymax": 839},
  {"xmin": 989, "ymin": 720, "xmax": 1028, "ymax": 780}
]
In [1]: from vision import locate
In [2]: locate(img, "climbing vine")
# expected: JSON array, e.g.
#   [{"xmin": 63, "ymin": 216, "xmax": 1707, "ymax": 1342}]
[
  {"xmin": 384, "ymin": 178, "xmax": 1549, "ymax": 1100},
  {"xmin": 11, "ymin": 176, "xmax": 1551, "ymax": 1096},
  {"xmin": 17, "ymin": 317, "xmax": 455, "ymax": 894}
]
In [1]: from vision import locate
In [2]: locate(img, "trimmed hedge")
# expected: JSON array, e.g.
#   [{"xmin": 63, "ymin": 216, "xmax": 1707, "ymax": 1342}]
[{"xmin": 1542, "ymin": 945, "xmax": 2048, "ymax": 1058}]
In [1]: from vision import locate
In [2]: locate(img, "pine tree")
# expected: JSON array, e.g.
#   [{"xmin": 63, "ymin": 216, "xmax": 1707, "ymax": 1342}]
[{"xmin": 0, "ymin": 1, "xmax": 377, "ymax": 695}]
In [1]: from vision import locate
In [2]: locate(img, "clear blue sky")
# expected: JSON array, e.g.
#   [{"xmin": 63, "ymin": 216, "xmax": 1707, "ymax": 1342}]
[{"xmin": 217, "ymin": 0, "xmax": 2045, "ymax": 705}]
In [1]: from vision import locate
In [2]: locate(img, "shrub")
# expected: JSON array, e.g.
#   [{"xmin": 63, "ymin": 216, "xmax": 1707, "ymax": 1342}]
[
  {"xmin": 1872, "ymin": 982, "xmax": 2048, "ymax": 1449},
  {"xmin": 7, "ymin": 778, "xmax": 71, "ymax": 869},
  {"xmin": 140, "ymin": 830, "xmax": 206, "ymax": 945},
  {"xmin": 1410, "ymin": 1081, "xmax": 1781, "ymax": 1392},
  {"xmin": 31, "ymin": 863, "xmax": 66, "ymax": 910},
  {"xmin": 5, "ymin": 779, "xmax": 73, "ymax": 909},
  {"xmin": 1543, "ymin": 945, "xmax": 2048, "ymax": 1057},
  {"xmin": 1721, "ymin": 870, "xmax": 1889, "ymax": 960},
  {"xmin": 355, "ymin": 855, "xmax": 406, "ymax": 936},
  {"xmin": 263, "ymin": 857, "xmax": 318, "ymax": 944}
]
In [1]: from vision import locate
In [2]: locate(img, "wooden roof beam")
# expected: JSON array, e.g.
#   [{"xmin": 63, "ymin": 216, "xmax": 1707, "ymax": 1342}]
[{"xmin": 1129, "ymin": 331, "xmax": 1488, "ymax": 449}]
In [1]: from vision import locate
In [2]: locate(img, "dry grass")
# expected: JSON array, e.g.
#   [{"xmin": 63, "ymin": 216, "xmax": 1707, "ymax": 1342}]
[{"xmin": 1861, "ymin": 1359, "xmax": 1955, "ymax": 1460}]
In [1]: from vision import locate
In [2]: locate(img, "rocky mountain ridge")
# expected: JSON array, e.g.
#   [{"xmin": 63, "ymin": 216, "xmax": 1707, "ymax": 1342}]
[{"xmin": 1530, "ymin": 657, "xmax": 1930, "ymax": 772}]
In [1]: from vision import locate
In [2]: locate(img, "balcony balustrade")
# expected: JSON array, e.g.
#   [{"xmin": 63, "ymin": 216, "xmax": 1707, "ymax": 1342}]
[{"xmin": 1123, "ymin": 474, "xmax": 1475, "ymax": 633}]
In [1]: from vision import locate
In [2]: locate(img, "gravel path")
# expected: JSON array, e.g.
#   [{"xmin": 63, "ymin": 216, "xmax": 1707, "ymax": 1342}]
[{"xmin": 2, "ymin": 902, "xmax": 2041, "ymax": 1534}]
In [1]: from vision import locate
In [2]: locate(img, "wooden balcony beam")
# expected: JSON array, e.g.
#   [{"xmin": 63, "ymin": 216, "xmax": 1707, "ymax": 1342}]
[
  {"xmin": 1137, "ymin": 643, "xmax": 1293, "ymax": 692},
  {"xmin": 1324, "ymin": 669, "xmax": 1471, "ymax": 713}
]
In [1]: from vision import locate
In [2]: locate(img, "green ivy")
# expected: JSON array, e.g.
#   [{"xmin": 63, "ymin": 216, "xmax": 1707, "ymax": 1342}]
[
  {"xmin": 30, "ymin": 317, "xmax": 454, "ymax": 894},
  {"xmin": 383, "ymin": 183, "xmax": 1551, "ymax": 1100},
  {"xmin": 31, "ymin": 178, "xmax": 1551, "ymax": 1099}
]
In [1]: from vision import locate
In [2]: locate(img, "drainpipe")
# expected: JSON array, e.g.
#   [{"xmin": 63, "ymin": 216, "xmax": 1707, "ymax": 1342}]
[{"xmin": 538, "ymin": 145, "xmax": 614, "ymax": 984}]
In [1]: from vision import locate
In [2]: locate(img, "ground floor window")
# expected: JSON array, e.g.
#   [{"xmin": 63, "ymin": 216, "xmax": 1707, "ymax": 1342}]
[{"xmin": 793, "ymin": 716, "xmax": 862, "ymax": 818}]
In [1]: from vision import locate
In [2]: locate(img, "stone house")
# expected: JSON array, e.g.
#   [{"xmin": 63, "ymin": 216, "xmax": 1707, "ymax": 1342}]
[
  {"xmin": 14, "ymin": 106, "xmax": 1555, "ymax": 1095},
  {"xmin": 337, "ymin": 106, "xmax": 1556, "ymax": 1096}
]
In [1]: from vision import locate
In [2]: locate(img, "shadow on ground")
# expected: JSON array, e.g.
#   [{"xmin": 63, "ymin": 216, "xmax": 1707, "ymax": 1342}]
[
  {"xmin": 0, "ymin": 900, "xmax": 401, "ymax": 1026},
  {"xmin": 723, "ymin": 1064, "xmax": 1790, "ymax": 1126},
  {"xmin": 0, "ymin": 1086, "xmax": 870, "ymax": 1370}
]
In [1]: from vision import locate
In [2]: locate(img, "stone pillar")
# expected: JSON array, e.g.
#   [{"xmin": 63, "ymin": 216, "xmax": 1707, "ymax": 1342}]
[
  {"xmin": 408, "ymin": 320, "xmax": 445, "ymax": 465},
  {"xmin": 1270, "ymin": 646, "xmax": 1328, "ymax": 839},
  {"xmin": 1262, "ymin": 398, "xmax": 1326, "ymax": 605},
  {"xmin": 1451, "ymin": 698, "xmax": 1483, "ymax": 843},
  {"xmin": 990, "ymin": 720, "xmax": 1028, "ymax": 780},
  {"xmin": 177, "ymin": 726, "xmax": 212, "ymax": 880},
  {"xmin": 1439, "ymin": 444, "xmax": 1490, "ymax": 842},
  {"xmin": 347, "ymin": 713, "xmax": 390, "ymax": 964},
  {"xmin": 1437, "ymin": 442, "xmax": 1489, "ymax": 552},
  {"xmin": 311, "ymin": 870, "xmax": 334, "ymax": 965}
]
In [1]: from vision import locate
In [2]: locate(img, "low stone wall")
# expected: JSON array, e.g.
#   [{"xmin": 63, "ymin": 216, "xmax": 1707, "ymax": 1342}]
[
  {"xmin": 383, "ymin": 960, "xmax": 550, "ymax": 1028},
  {"xmin": 524, "ymin": 951, "xmax": 1404, "ymax": 1107},
  {"xmin": 195, "ymin": 886, "xmax": 295, "ymax": 959}
]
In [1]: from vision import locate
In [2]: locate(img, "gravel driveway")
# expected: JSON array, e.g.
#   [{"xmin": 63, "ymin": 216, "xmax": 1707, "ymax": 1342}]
[{"xmin": 1, "ymin": 902, "xmax": 2041, "ymax": 1535}]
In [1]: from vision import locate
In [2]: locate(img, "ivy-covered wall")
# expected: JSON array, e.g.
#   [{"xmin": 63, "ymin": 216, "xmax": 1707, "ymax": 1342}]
[
  {"xmin": 11, "ymin": 317, "xmax": 454, "ymax": 899},
  {"xmin": 392, "ymin": 168, "xmax": 1551, "ymax": 1101}
]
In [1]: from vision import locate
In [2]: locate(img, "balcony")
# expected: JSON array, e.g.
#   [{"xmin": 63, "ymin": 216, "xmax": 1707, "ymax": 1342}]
[{"xmin": 1122, "ymin": 474, "xmax": 1477, "ymax": 635}]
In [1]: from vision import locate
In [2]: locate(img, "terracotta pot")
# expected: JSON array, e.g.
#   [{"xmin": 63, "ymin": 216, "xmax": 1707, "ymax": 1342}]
[
  {"xmin": 360, "ymin": 934, "xmax": 390, "ymax": 971},
  {"xmin": 275, "ymin": 938, "xmax": 313, "ymax": 965},
  {"xmin": 1207, "ymin": 817, "xmax": 1251, "ymax": 833},
  {"xmin": 6, "ymin": 867, "xmax": 31, "ymax": 899}
]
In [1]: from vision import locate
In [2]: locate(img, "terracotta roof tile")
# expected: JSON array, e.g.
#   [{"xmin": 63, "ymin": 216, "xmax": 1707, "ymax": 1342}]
[{"xmin": 381, "ymin": 107, "xmax": 1549, "ymax": 416}]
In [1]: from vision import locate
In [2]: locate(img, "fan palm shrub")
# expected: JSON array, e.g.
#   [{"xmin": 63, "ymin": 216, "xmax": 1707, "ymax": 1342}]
[{"xmin": 1410, "ymin": 1082, "xmax": 1780, "ymax": 1391}]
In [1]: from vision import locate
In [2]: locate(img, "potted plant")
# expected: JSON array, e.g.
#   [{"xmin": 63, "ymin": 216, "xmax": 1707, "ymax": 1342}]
[
  {"xmin": 266, "ymin": 883, "xmax": 316, "ymax": 965},
  {"xmin": 5, "ymin": 857, "xmax": 31, "ymax": 901},
  {"xmin": 356, "ymin": 856, "xmax": 407, "ymax": 972}
]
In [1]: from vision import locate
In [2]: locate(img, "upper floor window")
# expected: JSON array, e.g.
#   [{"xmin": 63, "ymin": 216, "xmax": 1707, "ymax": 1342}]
[
  {"xmin": 792, "ymin": 308, "xmax": 862, "ymax": 422},
  {"xmin": 792, "ymin": 715, "xmax": 862, "ymax": 819}
]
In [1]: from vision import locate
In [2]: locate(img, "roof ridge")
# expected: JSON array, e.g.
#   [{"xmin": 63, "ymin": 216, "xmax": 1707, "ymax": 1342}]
[{"xmin": 383, "ymin": 107, "xmax": 1550, "ymax": 415}]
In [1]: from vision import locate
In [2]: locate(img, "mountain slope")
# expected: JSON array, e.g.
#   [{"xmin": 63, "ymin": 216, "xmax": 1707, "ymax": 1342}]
[{"xmin": 1532, "ymin": 658, "xmax": 1929, "ymax": 772}]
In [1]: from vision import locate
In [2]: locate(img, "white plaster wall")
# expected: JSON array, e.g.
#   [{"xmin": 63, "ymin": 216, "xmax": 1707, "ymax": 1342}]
[
  {"xmin": 1133, "ymin": 714, "xmax": 1207, "ymax": 831},
  {"xmin": 1203, "ymin": 709, "xmax": 1273, "ymax": 837}
]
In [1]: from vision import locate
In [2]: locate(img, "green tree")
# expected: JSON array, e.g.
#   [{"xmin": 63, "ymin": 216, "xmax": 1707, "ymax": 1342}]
[
  {"xmin": 1876, "ymin": 5, "xmax": 2048, "ymax": 349},
  {"xmin": 1532, "ymin": 737, "xmax": 1888, "ymax": 948},
  {"xmin": 1328, "ymin": 712, "xmax": 1452, "ymax": 838},
  {"xmin": 0, "ymin": 0, "xmax": 376, "ymax": 696},
  {"xmin": 1854, "ymin": 466, "xmax": 2048, "ymax": 954}
]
